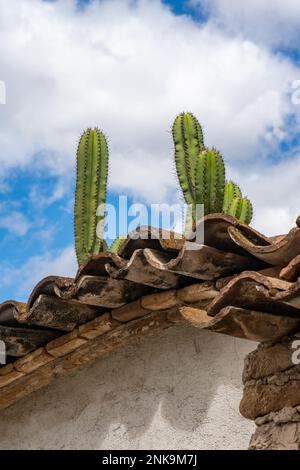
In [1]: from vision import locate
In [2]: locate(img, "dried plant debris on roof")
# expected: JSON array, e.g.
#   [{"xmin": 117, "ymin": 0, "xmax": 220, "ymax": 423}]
[{"xmin": 1, "ymin": 214, "xmax": 300, "ymax": 410}]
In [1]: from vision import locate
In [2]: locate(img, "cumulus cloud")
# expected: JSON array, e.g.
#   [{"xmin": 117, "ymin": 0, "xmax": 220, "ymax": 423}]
[
  {"xmin": 190, "ymin": 0, "xmax": 300, "ymax": 48},
  {"xmin": 0, "ymin": 0, "xmax": 299, "ymax": 235},
  {"xmin": 0, "ymin": 211, "xmax": 31, "ymax": 236},
  {"xmin": 231, "ymin": 156, "xmax": 300, "ymax": 235}
]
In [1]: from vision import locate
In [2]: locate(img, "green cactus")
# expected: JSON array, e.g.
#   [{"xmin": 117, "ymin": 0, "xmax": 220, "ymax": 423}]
[
  {"xmin": 225, "ymin": 193, "xmax": 253, "ymax": 224},
  {"xmin": 74, "ymin": 127, "xmax": 109, "ymax": 266},
  {"xmin": 172, "ymin": 112, "xmax": 204, "ymax": 205},
  {"xmin": 226, "ymin": 197, "xmax": 242, "ymax": 219},
  {"xmin": 102, "ymin": 240, "xmax": 109, "ymax": 252},
  {"xmin": 222, "ymin": 181, "xmax": 253, "ymax": 224},
  {"xmin": 109, "ymin": 236, "xmax": 126, "ymax": 254},
  {"xmin": 238, "ymin": 197, "xmax": 253, "ymax": 225},
  {"xmin": 195, "ymin": 148, "xmax": 225, "ymax": 215},
  {"xmin": 172, "ymin": 112, "xmax": 254, "ymax": 226},
  {"xmin": 222, "ymin": 181, "xmax": 242, "ymax": 213}
]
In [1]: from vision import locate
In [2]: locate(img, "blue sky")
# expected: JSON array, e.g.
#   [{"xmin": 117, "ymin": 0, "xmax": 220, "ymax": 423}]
[{"xmin": 0, "ymin": 0, "xmax": 300, "ymax": 302}]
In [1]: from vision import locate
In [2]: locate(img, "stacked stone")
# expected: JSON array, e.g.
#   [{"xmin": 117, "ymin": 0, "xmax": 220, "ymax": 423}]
[{"xmin": 240, "ymin": 336, "xmax": 300, "ymax": 450}]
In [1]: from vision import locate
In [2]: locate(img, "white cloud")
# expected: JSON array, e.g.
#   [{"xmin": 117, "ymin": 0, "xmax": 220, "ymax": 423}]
[
  {"xmin": 0, "ymin": 0, "xmax": 299, "ymax": 235},
  {"xmin": 231, "ymin": 156, "xmax": 300, "ymax": 236},
  {"xmin": 1, "ymin": 245, "xmax": 77, "ymax": 300},
  {"xmin": 0, "ymin": 211, "xmax": 31, "ymax": 236},
  {"xmin": 190, "ymin": 0, "xmax": 300, "ymax": 48}
]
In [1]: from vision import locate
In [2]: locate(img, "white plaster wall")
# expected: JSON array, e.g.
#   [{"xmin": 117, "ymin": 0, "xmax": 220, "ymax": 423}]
[{"xmin": 0, "ymin": 325, "xmax": 256, "ymax": 450}]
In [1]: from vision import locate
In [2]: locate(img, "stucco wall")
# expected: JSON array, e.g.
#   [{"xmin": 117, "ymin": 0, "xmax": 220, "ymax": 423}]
[{"xmin": 0, "ymin": 325, "xmax": 255, "ymax": 450}]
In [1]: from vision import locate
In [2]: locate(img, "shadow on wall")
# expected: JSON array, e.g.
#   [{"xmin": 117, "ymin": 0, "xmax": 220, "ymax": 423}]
[{"xmin": 0, "ymin": 325, "xmax": 255, "ymax": 450}]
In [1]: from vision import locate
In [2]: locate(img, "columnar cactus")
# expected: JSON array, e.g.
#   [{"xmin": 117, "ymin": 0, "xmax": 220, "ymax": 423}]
[
  {"xmin": 238, "ymin": 197, "xmax": 253, "ymax": 225},
  {"xmin": 226, "ymin": 196, "xmax": 241, "ymax": 219},
  {"xmin": 172, "ymin": 112, "xmax": 253, "ymax": 226},
  {"xmin": 195, "ymin": 148, "xmax": 225, "ymax": 215},
  {"xmin": 223, "ymin": 181, "xmax": 253, "ymax": 224},
  {"xmin": 222, "ymin": 181, "xmax": 242, "ymax": 213},
  {"xmin": 172, "ymin": 112, "xmax": 204, "ymax": 205},
  {"xmin": 74, "ymin": 128, "xmax": 109, "ymax": 266}
]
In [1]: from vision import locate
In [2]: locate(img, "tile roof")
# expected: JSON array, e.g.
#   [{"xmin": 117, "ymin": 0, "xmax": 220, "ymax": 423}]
[{"xmin": 1, "ymin": 213, "xmax": 300, "ymax": 410}]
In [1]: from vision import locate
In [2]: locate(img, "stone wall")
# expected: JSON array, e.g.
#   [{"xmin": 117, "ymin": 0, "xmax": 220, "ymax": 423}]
[
  {"xmin": 250, "ymin": 407, "xmax": 300, "ymax": 450},
  {"xmin": 240, "ymin": 335, "xmax": 300, "ymax": 450}
]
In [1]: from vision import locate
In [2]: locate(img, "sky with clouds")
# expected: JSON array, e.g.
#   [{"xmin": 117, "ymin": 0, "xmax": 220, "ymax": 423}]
[{"xmin": 0, "ymin": 0, "xmax": 300, "ymax": 302}]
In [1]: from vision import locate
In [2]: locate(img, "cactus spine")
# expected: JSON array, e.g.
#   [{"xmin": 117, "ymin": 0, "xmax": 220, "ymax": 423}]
[
  {"xmin": 74, "ymin": 128, "xmax": 108, "ymax": 266},
  {"xmin": 172, "ymin": 112, "xmax": 254, "ymax": 226}
]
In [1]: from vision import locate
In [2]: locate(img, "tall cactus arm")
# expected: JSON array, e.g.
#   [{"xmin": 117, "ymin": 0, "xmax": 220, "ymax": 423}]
[
  {"xmin": 204, "ymin": 149, "xmax": 214, "ymax": 214},
  {"xmin": 183, "ymin": 112, "xmax": 204, "ymax": 187},
  {"xmin": 94, "ymin": 131, "xmax": 109, "ymax": 250},
  {"xmin": 74, "ymin": 127, "xmax": 109, "ymax": 266},
  {"xmin": 195, "ymin": 148, "xmax": 225, "ymax": 215},
  {"xmin": 222, "ymin": 180, "xmax": 242, "ymax": 214},
  {"xmin": 74, "ymin": 130, "xmax": 89, "ymax": 265},
  {"xmin": 195, "ymin": 149, "xmax": 206, "ymax": 207},
  {"xmin": 204, "ymin": 149, "xmax": 217, "ymax": 214},
  {"xmin": 172, "ymin": 112, "xmax": 204, "ymax": 204},
  {"xmin": 214, "ymin": 149, "xmax": 226, "ymax": 212},
  {"xmin": 85, "ymin": 129, "xmax": 108, "ymax": 255},
  {"xmin": 239, "ymin": 197, "xmax": 253, "ymax": 224}
]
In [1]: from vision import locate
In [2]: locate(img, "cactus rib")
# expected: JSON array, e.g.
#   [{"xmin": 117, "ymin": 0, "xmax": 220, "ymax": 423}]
[
  {"xmin": 74, "ymin": 127, "xmax": 109, "ymax": 266},
  {"xmin": 227, "ymin": 197, "xmax": 242, "ymax": 219},
  {"xmin": 222, "ymin": 181, "xmax": 242, "ymax": 214},
  {"xmin": 239, "ymin": 197, "xmax": 253, "ymax": 225},
  {"xmin": 172, "ymin": 112, "xmax": 204, "ymax": 205},
  {"xmin": 109, "ymin": 237, "xmax": 126, "ymax": 254},
  {"xmin": 195, "ymin": 148, "xmax": 225, "ymax": 215}
]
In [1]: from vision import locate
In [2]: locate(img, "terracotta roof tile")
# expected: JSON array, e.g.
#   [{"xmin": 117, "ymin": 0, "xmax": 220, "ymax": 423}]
[{"xmin": 0, "ymin": 214, "xmax": 300, "ymax": 409}]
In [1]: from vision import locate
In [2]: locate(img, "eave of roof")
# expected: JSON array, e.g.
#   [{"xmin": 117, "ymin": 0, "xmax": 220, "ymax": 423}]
[{"xmin": 1, "ymin": 213, "xmax": 300, "ymax": 410}]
